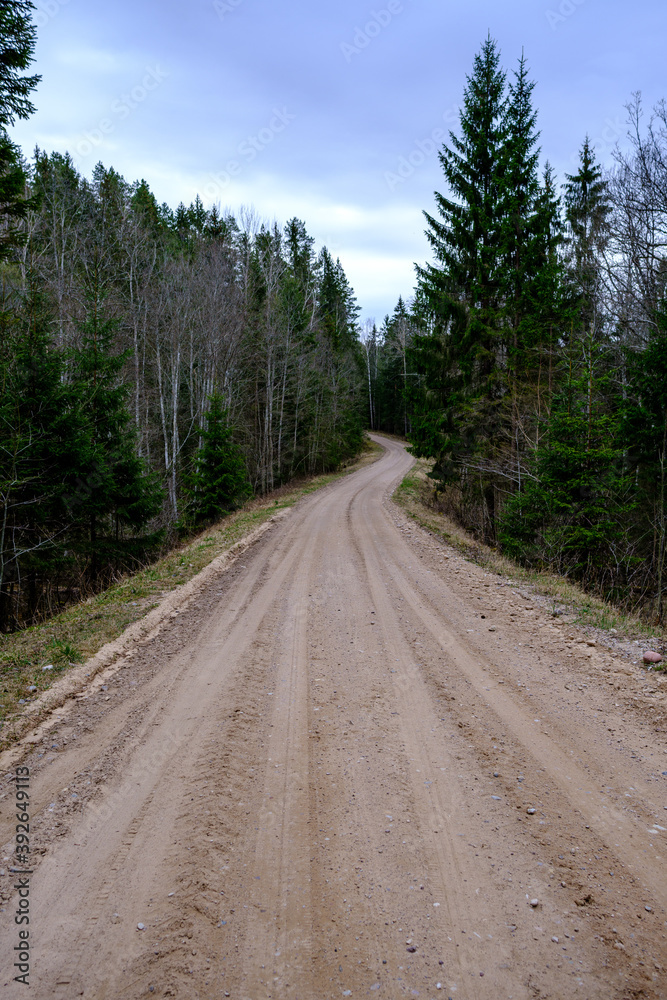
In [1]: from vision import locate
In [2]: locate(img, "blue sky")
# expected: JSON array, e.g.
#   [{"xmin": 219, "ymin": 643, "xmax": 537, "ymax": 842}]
[{"xmin": 13, "ymin": 0, "xmax": 667, "ymax": 323}]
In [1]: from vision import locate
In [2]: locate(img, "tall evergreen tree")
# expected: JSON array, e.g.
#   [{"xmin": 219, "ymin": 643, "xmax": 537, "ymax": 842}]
[
  {"xmin": 499, "ymin": 52, "xmax": 541, "ymax": 318},
  {"xmin": 375, "ymin": 297, "xmax": 414, "ymax": 436},
  {"xmin": 317, "ymin": 247, "xmax": 360, "ymax": 352},
  {"xmin": 498, "ymin": 52, "xmax": 541, "ymax": 459},
  {"xmin": 520, "ymin": 163, "xmax": 571, "ymax": 434},
  {"xmin": 417, "ymin": 34, "xmax": 506, "ymax": 388},
  {"xmin": 564, "ymin": 138, "xmax": 611, "ymax": 339},
  {"xmin": 0, "ymin": 0, "xmax": 41, "ymax": 260},
  {"xmin": 0, "ymin": 268, "xmax": 79, "ymax": 627},
  {"xmin": 70, "ymin": 286, "xmax": 162, "ymax": 584},
  {"xmin": 413, "ymin": 35, "xmax": 508, "ymax": 538},
  {"xmin": 187, "ymin": 395, "xmax": 250, "ymax": 525}
]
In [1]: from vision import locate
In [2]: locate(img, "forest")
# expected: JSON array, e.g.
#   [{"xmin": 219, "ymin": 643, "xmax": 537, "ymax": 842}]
[
  {"xmin": 0, "ymin": 4, "xmax": 365, "ymax": 630},
  {"xmin": 2, "ymin": 4, "xmax": 667, "ymax": 632},
  {"xmin": 366, "ymin": 37, "xmax": 667, "ymax": 621}
]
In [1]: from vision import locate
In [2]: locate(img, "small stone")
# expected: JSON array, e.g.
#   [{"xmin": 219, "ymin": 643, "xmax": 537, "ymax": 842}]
[
  {"xmin": 527, "ymin": 807, "xmax": 536, "ymax": 815},
  {"xmin": 407, "ymin": 945, "xmax": 417, "ymax": 953},
  {"xmin": 645, "ymin": 906, "xmax": 652, "ymax": 913},
  {"xmin": 488, "ymin": 626, "xmax": 496, "ymax": 632},
  {"xmin": 111, "ymin": 913, "xmax": 120, "ymax": 924},
  {"xmin": 643, "ymin": 651, "xmax": 663, "ymax": 664},
  {"xmin": 42, "ymin": 665, "xmax": 54, "ymax": 671},
  {"xmin": 552, "ymin": 936, "xmax": 559, "ymax": 943},
  {"xmin": 436, "ymin": 985, "xmax": 442, "ymax": 991},
  {"xmin": 137, "ymin": 923, "xmax": 145, "ymax": 931},
  {"xmin": 530, "ymin": 899, "xmax": 539, "ymax": 908},
  {"xmin": 28, "ymin": 686, "xmax": 37, "ymax": 693},
  {"xmin": 493, "ymin": 771, "xmax": 499, "ymax": 777}
]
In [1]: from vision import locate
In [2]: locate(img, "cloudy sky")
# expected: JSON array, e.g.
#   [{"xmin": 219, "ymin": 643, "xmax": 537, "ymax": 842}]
[{"xmin": 13, "ymin": 0, "xmax": 666, "ymax": 323}]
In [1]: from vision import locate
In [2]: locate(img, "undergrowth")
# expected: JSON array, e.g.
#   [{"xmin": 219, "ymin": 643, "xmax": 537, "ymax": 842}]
[{"xmin": 393, "ymin": 457, "xmax": 666, "ymax": 652}]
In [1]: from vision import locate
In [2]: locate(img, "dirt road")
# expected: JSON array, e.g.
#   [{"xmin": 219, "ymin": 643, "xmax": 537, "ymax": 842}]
[{"xmin": 1, "ymin": 435, "xmax": 666, "ymax": 999}]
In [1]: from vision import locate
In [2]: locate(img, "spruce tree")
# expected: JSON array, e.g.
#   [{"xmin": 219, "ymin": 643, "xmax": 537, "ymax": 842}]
[
  {"xmin": 499, "ymin": 53, "xmax": 540, "ymax": 317},
  {"xmin": 376, "ymin": 297, "xmax": 413, "ymax": 436},
  {"xmin": 0, "ymin": 0, "xmax": 41, "ymax": 260},
  {"xmin": 622, "ymin": 297, "xmax": 667, "ymax": 620},
  {"xmin": 0, "ymin": 269, "xmax": 80, "ymax": 626},
  {"xmin": 205, "ymin": 204, "xmax": 237, "ymax": 243},
  {"xmin": 188, "ymin": 194, "xmax": 207, "ymax": 234},
  {"xmin": 406, "ymin": 310, "xmax": 471, "ymax": 488},
  {"xmin": 504, "ymin": 162, "xmax": 571, "ymax": 447},
  {"xmin": 70, "ymin": 288, "xmax": 162, "ymax": 584},
  {"xmin": 285, "ymin": 217, "xmax": 315, "ymax": 289},
  {"xmin": 317, "ymin": 247, "xmax": 360, "ymax": 353},
  {"xmin": 499, "ymin": 331, "xmax": 633, "ymax": 590},
  {"xmin": 0, "ymin": 1, "xmax": 40, "ymax": 127},
  {"xmin": 564, "ymin": 138, "xmax": 611, "ymax": 339},
  {"xmin": 498, "ymin": 52, "xmax": 541, "ymax": 456},
  {"xmin": 131, "ymin": 178, "xmax": 163, "ymax": 238},
  {"xmin": 413, "ymin": 35, "xmax": 507, "ymax": 537},
  {"xmin": 417, "ymin": 34, "xmax": 506, "ymax": 381},
  {"xmin": 188, "ymin": 395, "xmax": 251, "ymax": 524}
]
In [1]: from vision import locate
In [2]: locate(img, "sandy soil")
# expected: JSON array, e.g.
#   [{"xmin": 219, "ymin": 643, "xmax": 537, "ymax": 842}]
[{"xmin": 1, "ymin": 435, "xmax": 666, "ymax": 1000}]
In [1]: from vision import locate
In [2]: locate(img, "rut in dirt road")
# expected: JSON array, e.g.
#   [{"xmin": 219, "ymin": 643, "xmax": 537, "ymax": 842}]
[{"xmin": 1, "ymin": 435, "xmax": 666, "ymax": 1000}]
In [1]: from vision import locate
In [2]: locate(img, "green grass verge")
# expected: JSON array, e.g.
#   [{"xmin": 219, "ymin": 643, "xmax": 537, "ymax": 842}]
[
  {"xmin": 393, "ymin": 457, "xmax": 667, "ymax": 651},
  {"xmin": 0, "ymin": 439, "xmax": 383, "ymax": 738}
]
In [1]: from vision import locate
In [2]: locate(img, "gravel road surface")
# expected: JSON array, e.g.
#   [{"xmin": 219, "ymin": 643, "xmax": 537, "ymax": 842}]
[{"xmin": 1, "ymin": 435, "xmax": 666, "ymax": 999}]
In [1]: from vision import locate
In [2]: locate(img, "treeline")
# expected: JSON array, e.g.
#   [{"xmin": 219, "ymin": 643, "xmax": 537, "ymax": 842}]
[
  {"xmin": 370, "ymin": 37, "xmax": 667, "ymax": 620},
  {"xmin": 0, "ymin": 6, "xmax": 364, "ymax": 631}
]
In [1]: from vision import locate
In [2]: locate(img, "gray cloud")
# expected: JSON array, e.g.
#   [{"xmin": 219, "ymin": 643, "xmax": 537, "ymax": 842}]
[{"xmin": 12, "ymin": 0, "xmax": 667, "ymax": 321}]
